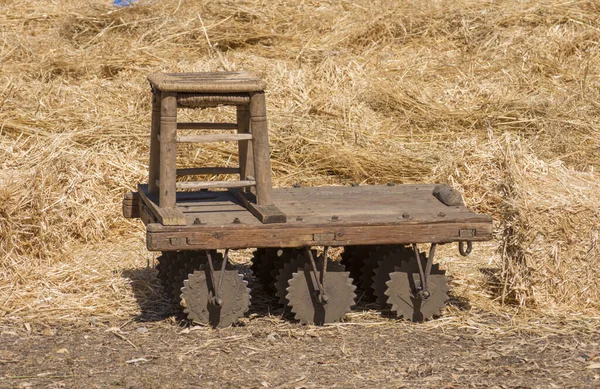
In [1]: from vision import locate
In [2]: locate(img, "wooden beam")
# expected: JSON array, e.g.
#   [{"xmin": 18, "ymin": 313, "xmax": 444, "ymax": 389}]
[
  {"xmin": 146, "ymin": 221, "xmax": 493, "ymax": 251},
  {"xmin": 122, "ymin": 191, "xmax": 140, "ymax": 218},
  {"xmin": 249, "ymin": 92, "xmax": 273, "ymax": 206},
  {"xmin": 138, "ymin": 184, "xmax": 186, "ymax": 226},
  {"xmin": 173, "ymin": 133, "xmax": 253, "ymax": 143},
  {"xmin": 174, "ymin": 180, "xmax": 256, "ymax": 190},
  {"xmin": 159, "ymin": 91, "xmax": 177, "ymax": 208},
  {"xmin": 236, "ymin": 105, "xmax": 254, "ymax": 181},
  {"xmin": 176, "ymin": 167, "xmax": 240, "ymax": 176},
  {"xmin": 229, "ymin": 189, "xmax": 286, "ymax": 224},
  {"xmin": 177, "ymin": 122, "xmax": 238, "ymax": 130}
]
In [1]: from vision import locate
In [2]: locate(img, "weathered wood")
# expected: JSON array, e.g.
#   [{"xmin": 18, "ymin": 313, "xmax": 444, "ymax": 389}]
[
  {"xmin": 229, "ymin": 189, "xmax": 286, "ymax": 224},
  {"xmin": 176, "ymin": 167, "xmax": 240, "ymax": 176},
  {"xmin": 138, "ymin": 184, "xmax": 186, "ymax": 226},
  {"xmin": 173, "ymin": 133, "xmax": 252, "ymax": 143},
  {"xmin": 139, "ymin": 184, "xmax": 490, "ymax": 227},
  {"xmin": 146, "ymin": 221, "xmax": 493, "ymax": 251},
  {"xmin": 148, "ymin": 92, "xmax": 161, "ymax": 195},
  {"xmin": 140, "ymin": 202, "xmax": 158, "ymax": 225},
  {"xmin": 122, "ymin": 191, "xmax": 140, "ymax": 218},
  {"xmin": 177, "ymin": 122, "xmax": 238, "ymax": 130},
  {"xmin": 236, "ymin": 105, "xmax": 254, "ymax": 181},
  {"xmin": 159, "ymin": 92, "xmax": 177, "ymax": 208},
  {"xmin": 174, "ymin": 180, "xmax": 256, "ymax": 190},
  {"xmin": 249, "ymin": 92, "xmax": 273, "ymax": 206}
]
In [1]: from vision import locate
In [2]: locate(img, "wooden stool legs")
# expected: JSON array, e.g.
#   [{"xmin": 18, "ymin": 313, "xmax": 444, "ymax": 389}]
[
  {"xmin": 249, "ymin": 92, "xmax": 273, "ymax": 206},
  {"xmin": 159, "ymin": 92, "xmax": 178, "ymax": 208},
  {"xmin": 148, "ymin": 91, "xmax": 160, "ymax": 196},
  {"xmin": 236, "ymin": 105, "xmax": 254, "ymax": 183},
  {"xmin": 147, "ymin": 89, "xmax": 275, "ymax": 212}
]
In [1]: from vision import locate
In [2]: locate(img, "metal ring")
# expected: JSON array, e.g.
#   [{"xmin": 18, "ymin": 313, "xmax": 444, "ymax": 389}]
[{"xmin": 458, "ymin": 241, "xmax": 472, "ymax": 257}]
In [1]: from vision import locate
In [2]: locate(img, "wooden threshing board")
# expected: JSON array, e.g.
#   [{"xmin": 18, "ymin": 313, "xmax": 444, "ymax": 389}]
[{"xmin": 135, "ymin": 184, "xmax": 493, "ymax": 251}]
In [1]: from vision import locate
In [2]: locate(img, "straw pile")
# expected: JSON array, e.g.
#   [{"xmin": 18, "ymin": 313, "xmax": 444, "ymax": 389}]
[
  {"xmin": 436, "ymin": 135, "xmax": 600, "ymax": 312},
  {"xmin": 0, "ymin": 0, "xmax": 599, "ymax": 324}
]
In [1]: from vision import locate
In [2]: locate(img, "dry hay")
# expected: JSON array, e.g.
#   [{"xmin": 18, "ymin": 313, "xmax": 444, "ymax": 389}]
[
  {"xmin": 436, "ymin": 134, "xmax": 600, "ymax": 313},
  {"xmin": 0, "ymin": 0, "xmax": 599, "ymax": 325}
]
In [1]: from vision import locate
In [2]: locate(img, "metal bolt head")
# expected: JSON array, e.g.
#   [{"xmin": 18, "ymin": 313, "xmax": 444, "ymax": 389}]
[
  {"xmin": 296, "ymin": 216, "xmax": 303, "ymax": 222},
  {"xmin": 193, "ymin": 218, "xmax": 202, "ymax": 225},
  {"xmin": 402, "ymin": 212, "xmax": 410, "ymax": 219},
  {"xmin": 233, "ymin": 217, "xmax": 241, "ymax": 224},
  {"xmin": 438, "ymin": 212, "xmax": 446, "ymax": 217},
  {"xmin": 293, "ymin": 182, "xmax": 301, "ymax": 188},
  {"xmin": 331, "ymin": 215, "xmax": 339, "ymax": 221}
]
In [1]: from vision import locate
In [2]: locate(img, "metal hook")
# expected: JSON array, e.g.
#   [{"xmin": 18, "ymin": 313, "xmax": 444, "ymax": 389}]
[{"xmin": 458, "ymin": 241, "xmax": 472, "ymax": 257}]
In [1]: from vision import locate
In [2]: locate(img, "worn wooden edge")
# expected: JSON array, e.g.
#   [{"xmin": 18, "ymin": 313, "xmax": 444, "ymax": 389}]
[
  {"xmin": 229, "ymin": 189, "xmax": 287, "ymax": 224},
  {"xmin": 122, "ymin": 191, "xmax": 140, "ymax": 218},
  {"xmin": 177, "ymin": 122, "xmax": 238, "ymax": 130},
  {"xmin": 147, "ymin": 72, "xmax": 266, "ymax": 93},
  {"xmin": 137, "ymin": 184, "xmax": 187, "ymax": 226},
  {"xmin": 145, "ymin": 220, "xmax": 493, "ymax": 251}
]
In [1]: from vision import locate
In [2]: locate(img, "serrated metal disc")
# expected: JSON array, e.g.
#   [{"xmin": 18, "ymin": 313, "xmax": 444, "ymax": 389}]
[
  {"xmin": 340, "ymin": 246, "xmax": 372, "ymax": 287},
  {"xmin": 286, "ymin": 260, "xmax": 356, "ymax": 325},
  {"xmin": 385, "ymin": 253, "xmax": 450, "ymax": 322},
  {"xmin": 170, "ymin": 251, "xmax": 221, "ymax": 303},
  {"xmin": 372, "ymin": 245, "xmax": 413, "ymax": 308},
  {"xmin": 156, "ymin": 252, "xmax": 175, "ymax": 292},
  {"xmin": 250, "ymin": 248, "xmax": 266, "ymax": 279},
  {"xmin": 274, "ymin": 249, "xmax": 311, "ymax": 305},
  {"xmin": 181, "ymin": 265, "xmax": 251, "ymax": 328},
  {"xmin": 359, "ymin": 245, "xmax": 398, "ymax": 297}
]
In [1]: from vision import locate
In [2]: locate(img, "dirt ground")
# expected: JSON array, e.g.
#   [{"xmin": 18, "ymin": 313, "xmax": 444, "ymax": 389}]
[{"xmin": 1, "ymin": 290, "xmax": 599, "ymax": 389}]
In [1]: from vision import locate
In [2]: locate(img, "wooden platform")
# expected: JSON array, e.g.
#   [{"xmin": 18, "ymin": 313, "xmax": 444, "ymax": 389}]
[{"xmin": 131, "ymin": 184, "xmax": 493, "ymax": 251}]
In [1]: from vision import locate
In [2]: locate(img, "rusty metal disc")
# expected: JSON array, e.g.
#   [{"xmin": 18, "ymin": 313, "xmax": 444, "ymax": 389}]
[
  {"xmin": 180, "ymin": 263, "xmax": 251, "ymax": 328},
  {"xmin": 156, "ymin": 252, "xmax": 176, "ymax": 293},
  {"xmin": 286, "ymin": 259, "xmax": 356, "ymax": 325},
  {"xmin": 250, "ymin": 248, "xmax": 266, "ymax": 282},
  {"xmin": 340, "ymin": 245, "xmax": 372, "ymax": 288},
  {"xmin": 273, "ymin": 249, "xmax": 311, "ymax": 305},
  {"xmin": 170, "ymin": 251, "xmax": 221, "ymax": 303},
  {"xmin": 372, "ymin": 245, "xmax": 413, "ymax": 308},
  {"xmin": 359, "ymin": 245, "xmax": 399, "ymax": 297},
  {"xmin": 384, "ymin": 249, "xmax": 449, "ymax": 321},
  {"xmin": 251, "ymin": 248, "xmax": 275, "ymax": 293},
  {"xmin": 270, "ymin": 248, "xmax": 303, "ymax": 300}
]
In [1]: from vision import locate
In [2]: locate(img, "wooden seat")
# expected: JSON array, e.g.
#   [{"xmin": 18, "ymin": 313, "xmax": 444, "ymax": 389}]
[{"xmin": 146, "ymin": 71, "xmax": 282, "ymax": 225}]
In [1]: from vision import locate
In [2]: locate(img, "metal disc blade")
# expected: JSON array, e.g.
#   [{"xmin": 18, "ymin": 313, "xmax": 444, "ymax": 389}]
[
  {"xmin": 385, "ymin": 260, "xmax": 450, "ymax": 322},
  {"xmin": 181, "ymin": 266, "xmax": 251, "ymax": 328},
  {"xmin": 286, "ymin": 260, "xmax": 356, "ymax": 325}
]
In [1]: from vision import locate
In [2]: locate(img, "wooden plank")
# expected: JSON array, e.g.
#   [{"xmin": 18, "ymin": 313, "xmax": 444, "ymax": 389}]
[
  {"xmin": 174, "ymin": 180, "xmax": 256, "ymax": 190},
  {"xmin": 177, "ymin": 122, "xmax": 238, "ymax": 130},
  {"xmin": 176, "ymin": 167, "xmax": 240, "ymax": 176},
  {"xmin": 159, "ymin": 92, "xmax": 177, "ymax": 208},
  {"xmin": 249, "ymin": 92, "xmax": 273, "ymax": 206},
  {"xmin": 173, "ymin": 133, "xmax": 253, "ymax": 143},
  {"xmin": 137, "ymin": 184, "xmax": 490, "ymax": 227},
  {"xmin": 122, "ymin": 191, "xmax": 140, "ymax": 218},
  {"xmin": 229, "ymin": 189, "xmax": 286, "ymax": 224},
  {"xmin": 146, "ymin": 220, "xmax": 493, "ymax": 251},
  {"xmin": 138, "ymin": 184, "xmax": 186, "ymax": 226},
  {"xmin": 236, "ymin": 105, "xmax": 254, "ymax": 181}
]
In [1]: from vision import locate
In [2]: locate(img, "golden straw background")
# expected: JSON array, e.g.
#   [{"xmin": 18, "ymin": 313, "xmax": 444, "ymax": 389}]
[{"xmin": 0, "ymin": 0, "xmax": 599, "ymax": 325}]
